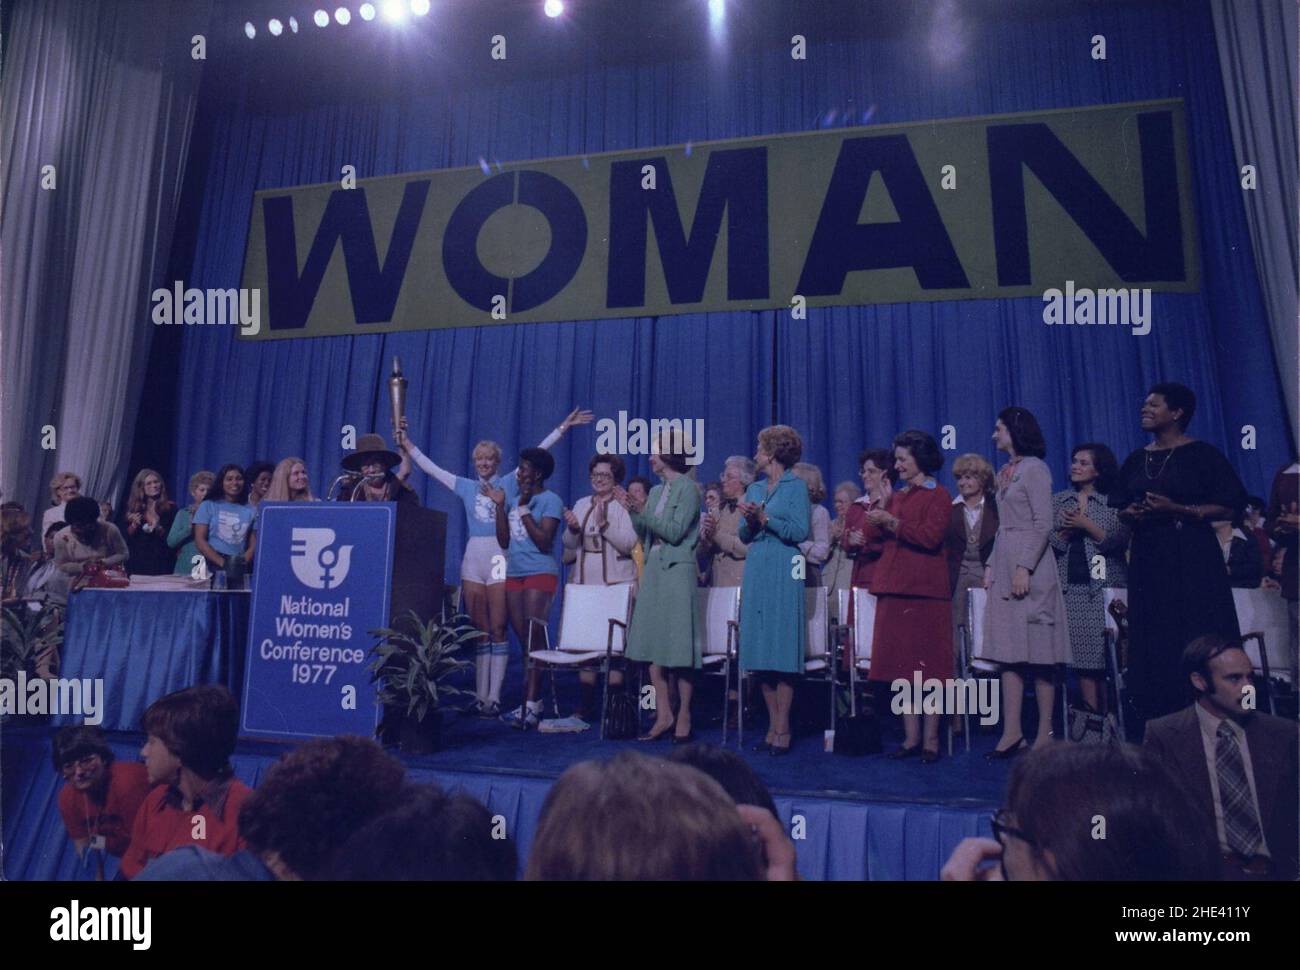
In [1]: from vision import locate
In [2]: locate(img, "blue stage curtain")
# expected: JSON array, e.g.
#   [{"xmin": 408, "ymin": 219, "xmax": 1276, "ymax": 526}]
[
  {"xmin": 53, "ymin": 590, "xmax": 249, "ymax": 732},
  {"xmin": 157, "ymin": 0, "xmax": 1292, "ymax": 591},
  {"xmin": 775, "ymin": 0, "xmax": 1293, "ymax": 496}
]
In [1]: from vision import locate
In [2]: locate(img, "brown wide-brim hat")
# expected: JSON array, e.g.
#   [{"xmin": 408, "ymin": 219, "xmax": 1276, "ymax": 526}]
[{"xmin": 342, "ymin": 433, "xmax": 402, "ymax": 472}]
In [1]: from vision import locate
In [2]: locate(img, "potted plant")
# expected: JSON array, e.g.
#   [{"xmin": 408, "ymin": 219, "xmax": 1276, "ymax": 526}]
[
  {"xmin": 1, "ymin": 604, "xmax": 63, "ymax": 680},
  {"xmin": 367, "ymin": 610, "xmax": 478, "ymax": 754}
]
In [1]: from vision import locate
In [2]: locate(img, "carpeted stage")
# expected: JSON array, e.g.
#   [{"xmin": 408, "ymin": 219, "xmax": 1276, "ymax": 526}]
[{"xmin": 3, "ymin": 697, "xmax": 1006, "ymax": 881}]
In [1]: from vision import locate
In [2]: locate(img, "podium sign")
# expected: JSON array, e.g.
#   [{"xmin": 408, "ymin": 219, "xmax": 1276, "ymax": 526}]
[{"xmin": 242, "ymin": 502, "xmax": 394, "ymax": 739}]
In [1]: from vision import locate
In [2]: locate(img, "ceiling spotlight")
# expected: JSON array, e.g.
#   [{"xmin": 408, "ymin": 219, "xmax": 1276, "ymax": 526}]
[
  {"xmin": 335, "ymin": 7, "xmax": 351, "ymax": 24},
  {"xmin": 268, "ymin": 18, "xmax": 283, "ymax": 36},
  {"xmin": 411, "ymin": 0, "xmax": 430, "ymax": 15},
  {"xmin": 544, "ymin": 0, "xmax": 563, "ymax": 18},
  {"xmin": 359, "ymin": 3, "xmax": 376, "ymax": 20},
  {"xmin": 244, "ymin": 21, "xmax": 256, "ymax": 39},
  {"xmin": 382, "ymin": 0, "xmax": 407, "ymax": 22},
  {"xmin": 314, "ymin": 10, "xmax": 329, "ymax": 26},
  {"xmin": 289, "ymin": 16, "xmax": 299, "ymax": 32}
]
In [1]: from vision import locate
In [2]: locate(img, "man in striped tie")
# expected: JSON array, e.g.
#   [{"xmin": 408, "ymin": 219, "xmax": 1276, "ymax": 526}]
[{"xmin": 1144, "ymin": 635, "xmax": 1298, "ymax": 880}]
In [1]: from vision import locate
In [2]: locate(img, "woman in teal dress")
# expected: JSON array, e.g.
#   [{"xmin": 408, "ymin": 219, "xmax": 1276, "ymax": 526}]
[
  {"xmin": 739, "ymin": 425, "xmax": 811, "ymax": 756},
  {"xmin": 620, "ymin": 434, "xmax": 701, "ymax": 742}
]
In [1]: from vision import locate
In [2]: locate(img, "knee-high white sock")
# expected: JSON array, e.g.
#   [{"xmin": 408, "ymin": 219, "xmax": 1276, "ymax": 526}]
[
  {"xmin": 488, "ymin": 643, "xmax": 509, "ymax": 704},
  {"xmin": 475, "ymin": 644, "xmax": 491, "ymax": 702}
]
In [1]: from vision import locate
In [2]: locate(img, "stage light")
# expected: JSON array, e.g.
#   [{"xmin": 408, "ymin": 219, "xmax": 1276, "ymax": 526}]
[
  {"xmin": 314, "ymin": 10, "xmax": 329, "ymax": 27},
  {"xmin": 288, "ymin": 16, "xmax": 299, "ymax": 32},
  {"xmin": 544, "ymin": 0, "xmax": 564, "ymax": 18},
  {"xmin": 411, "ymin": 0, "xmax": 430, "ymax": 15},
  {"xmin": 335, "ymin": 7, "xmax": 351, "ymax": 25},
  {"xmin": 381, "ymin": 0, "xmax": 407, "ymax": 23},
  {"xmin": 244, "ymin": 21, "xmax": 256, "ymax": 39},
  {"xmin": 359, "ymin": 3, "xmax": 376, "ymax": 20},
  {"xmin": 268, "ymin": 18, "xmax": 283, "ymax": 36},
  {"xmin": 709, "ymin": 0, "xmax": 725, "ymax": 25}
]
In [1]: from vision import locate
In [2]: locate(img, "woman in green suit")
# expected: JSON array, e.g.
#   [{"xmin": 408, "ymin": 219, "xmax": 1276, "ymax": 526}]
[
  {"xmin": 618, "ymin": 432, "xmax": 701, "ymax": 743},
  {"xmin": 739, "ymin": 425, "xmax": 811, "ymax": 756}
]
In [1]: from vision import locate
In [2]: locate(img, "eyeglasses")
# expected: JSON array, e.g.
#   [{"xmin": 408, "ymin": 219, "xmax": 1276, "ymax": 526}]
[
  {"xmin": 990, "ymin": 808, "xmax": 1036, "ymax": 848},
  {"xmin": 589, "ymin": 472, "xmax": 614, "ymax": 482},
  {"xmin": 61, "ymin": 754, "xmax": 101, "ymax": 775}
]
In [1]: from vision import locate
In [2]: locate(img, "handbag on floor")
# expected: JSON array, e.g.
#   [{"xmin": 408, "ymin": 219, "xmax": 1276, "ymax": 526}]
[
  {"xmin": 833, "ymin": 713, "xmax": 882, "ymax": 756},
  {"xmin": 1066, "ymin": 704, "xmax": 1119, "ymax": 744}
]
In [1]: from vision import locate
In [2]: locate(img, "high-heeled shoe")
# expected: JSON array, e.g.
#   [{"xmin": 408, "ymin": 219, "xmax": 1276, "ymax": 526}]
[
  {"xmin": 751, "ymin": 734, "xmax": 775, "ymax": 753},
  {"xmin": 985, "ymin": 737, "xmax": 1028, "ymax": 760},
  {"xmin": 769, "ymin": 732, "xmax": 792, "ymax": 756},
  {"xmin": 920, "ymin": 747, "xmax": 942, "ymax": 764},
  {"xmin": 888, "ymin": 744, "xmax": 922, "ymax": 760},
  {"xmin": 638, "ymin": 722, "xmax": 675, "ymax": 742},
  {"xmin": 671, "ymin": 730, "xmax": 696, "ymax": 745}
]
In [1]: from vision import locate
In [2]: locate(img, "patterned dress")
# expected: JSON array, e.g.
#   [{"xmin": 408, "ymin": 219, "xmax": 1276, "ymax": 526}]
[{"xmin": 1047, "ymin": 490, "xmax": 1128, "ymax": 671}]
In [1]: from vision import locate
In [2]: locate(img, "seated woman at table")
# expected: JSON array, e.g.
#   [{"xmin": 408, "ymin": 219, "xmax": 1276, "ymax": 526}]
[
  {"xmin": 168, "ymin": 471, "xmax": 214, "ymax": 577},
  {"xmin": 265, "ymin": 457, "xmax": 316, "ymax": 502},
  {"xmin": 49, "ymin": 496, "xmax": 129, "ymax": 604},
  {"xmin": 193, "ymin": 465, "xmax": 257, "ymax": 589},
  {"xmin": 121, "ymin": 469, "xmax": 178, "ymax": 576}
]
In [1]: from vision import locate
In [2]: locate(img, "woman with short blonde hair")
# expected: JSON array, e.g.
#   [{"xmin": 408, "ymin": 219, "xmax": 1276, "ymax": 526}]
[
  {"xmin": 43, "ymin": 472, "xmax": 83, "ymax": 535},
  {"xmin": 951, "ymin": 453, "xmax": 995, "ymax": 497}
]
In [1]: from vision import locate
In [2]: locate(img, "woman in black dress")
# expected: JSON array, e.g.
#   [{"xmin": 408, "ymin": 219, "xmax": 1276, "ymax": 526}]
[{"xmin": 1109, "ymin": 383, "xmax": 1246, "ymax": 730}]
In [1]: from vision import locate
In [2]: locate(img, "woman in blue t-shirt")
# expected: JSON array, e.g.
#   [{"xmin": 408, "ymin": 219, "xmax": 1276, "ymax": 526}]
[
  {"xmin": 486, "ymin": 448, "xmax": 564, "ymax": 730},
  {"xmin": 193, "ymin": 464, "xmax": 257, "ymax": 589},
  {"xmin": 397, "ymin": 408, "xmax": 590, "ymax": 717}
]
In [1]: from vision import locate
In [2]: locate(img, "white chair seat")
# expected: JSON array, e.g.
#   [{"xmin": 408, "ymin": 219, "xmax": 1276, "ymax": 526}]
[
  {"xmin": 804, "ymin": 658, "xmax": 829, "ymax": 672},
  {"xmin": 529, "ymin": 649, "xmax": 606, "ymax": 665},
  {"xmin": 702, "ymin": 654, "xmax": 728, "ymax": 667}
]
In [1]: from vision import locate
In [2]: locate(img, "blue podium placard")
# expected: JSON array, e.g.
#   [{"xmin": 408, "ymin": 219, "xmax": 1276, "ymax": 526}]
[{"xmin": 241, "ymin": 502, "xmax": 394, "ymax": 739}]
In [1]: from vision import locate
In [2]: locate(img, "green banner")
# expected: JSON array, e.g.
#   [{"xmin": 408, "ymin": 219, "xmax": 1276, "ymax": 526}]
[{"xmin": 239, "ymin": 98, "xmax": 1196, "ymax": 340}]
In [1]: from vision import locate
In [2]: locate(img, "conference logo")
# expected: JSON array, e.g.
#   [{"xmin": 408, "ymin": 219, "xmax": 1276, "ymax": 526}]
[{"xmin": 289, "ymin": 527, "xmax": 354, "ymax": 590}]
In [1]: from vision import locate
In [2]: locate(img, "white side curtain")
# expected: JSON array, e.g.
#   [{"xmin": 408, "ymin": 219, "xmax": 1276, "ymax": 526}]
[
  {"xmin": 0, "ymin": 0, "xmax": 209, "ymax": 518},
  {"xmin": 1211, "ymin": 0, "xmax": 1299, "ymax": 445}
]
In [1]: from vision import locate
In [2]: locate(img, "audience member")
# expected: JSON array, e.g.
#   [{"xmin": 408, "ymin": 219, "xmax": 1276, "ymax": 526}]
[
  {"xmin": 136, "ymin": 736, "xmax": 406, "ymax": 880},
  {"xmin": 941, "ymin": 742, "xmax": 1220, "ymax": 880},
  {"xmin": 792, "ymin": 461, "xmax": 830, "ymax": 586},
  {"xmin": 1212, "ymin": 514, "xmax": 1264, "ymax": 588},
  {"xmin": 54, "ymin": 726, "xmax": 151, "ymax": 869},
  {"xmin": 524, "ymin": 752, "xmax": 794, "ymax": 880},
  {"xmin": 42, "ymin": 472, "xmax": 81, "ymax": 536},
  {"xmin": 326, "ymin": 784, "xmax": 517, "ymax": 881},
  {"xmin": 668, "ymin": 742, "xmax": 779, "ymax": 818},
  {"xmin": 119, "ymin": 685, "xmax": 252, "ymax": 879},
  {"xmin": 1144, "ymin": 635, "xmax": 1298, "ymax": 880}
]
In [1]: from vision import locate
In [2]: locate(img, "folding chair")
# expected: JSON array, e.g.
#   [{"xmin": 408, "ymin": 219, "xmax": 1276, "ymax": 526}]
[
  {"xmin": 524, "ymin": 583, "xmax": 633, "ymax": 739},
  {"xmin": 802, "ymin": 587, "xmax": 836, "ymax": 740},
  {"xmin": 837, "ymin": 588, "xmax": 876, "ymax": 717},
  {"xmin": 1102, "ymin": 589, "xmax": 1129, "ymax": 738},
  {"xmin": 697, "ymin": 586, "xmax": 741, "ymax": 745},
  {"xmin": 1233, "ymin": 587, "xmax": 1296, "ymax": 715}
]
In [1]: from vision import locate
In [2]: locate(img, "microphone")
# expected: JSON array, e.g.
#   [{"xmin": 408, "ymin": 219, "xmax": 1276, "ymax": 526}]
[{"xmin": 327, "ymin": 472, "xmax": 361, "ymax": 502}]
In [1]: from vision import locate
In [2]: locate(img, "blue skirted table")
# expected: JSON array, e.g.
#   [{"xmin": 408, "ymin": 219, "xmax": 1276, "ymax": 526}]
[{"xmin": 53, "ymin": 587, "xmax": 250, "ymax": 731}]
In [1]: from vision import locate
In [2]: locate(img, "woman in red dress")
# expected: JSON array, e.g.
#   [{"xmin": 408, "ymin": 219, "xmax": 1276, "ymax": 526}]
[{"xmin": 867, "ymin": 431, "xmax": 954, "ymax": 762}]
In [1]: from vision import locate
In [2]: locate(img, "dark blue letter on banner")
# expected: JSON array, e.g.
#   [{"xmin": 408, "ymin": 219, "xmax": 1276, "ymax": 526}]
[
  {"xmin": 797, "ymin": 135, "xmax": 968, "ymax": 296},
  {"xmin": 606, "ymin": 147, "xmax": 769, "ymax": 308},
  {"xmin": 264, "ymin": 182, "xmax": 429, "ymax": 331},
  {"xmin": 242, "ymin": 502, "xmax": 394, "ymax": 740},
  {"xmin": 988, "ymin": 111, "xmax": 1184, "ymax": 285},
  {"xmin": 443, "ymin": 171, "xmax": 587, "ymax": 312}
]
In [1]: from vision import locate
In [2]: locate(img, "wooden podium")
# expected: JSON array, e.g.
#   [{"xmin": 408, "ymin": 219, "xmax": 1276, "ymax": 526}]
[{"xmin": 391, "ymin": 503, "xmax": 446, "ymax": 628}]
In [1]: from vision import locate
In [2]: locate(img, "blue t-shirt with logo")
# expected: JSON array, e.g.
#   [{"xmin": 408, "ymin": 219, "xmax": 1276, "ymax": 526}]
[
  {"xmin": 454, "ymin": 474, "xmax": 509, "ymax": 539},
  {"xmin": 506, "ymin": 488, "xmax": 562, "ymax": 577},
  {"xmin": 194, "ymin": 500, "xmax": 256, "ymax": 557}
]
